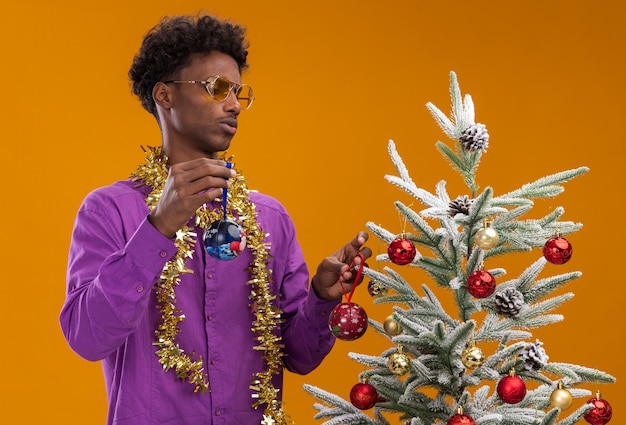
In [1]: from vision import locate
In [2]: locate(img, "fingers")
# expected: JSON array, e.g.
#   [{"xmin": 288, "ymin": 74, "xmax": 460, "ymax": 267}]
[
  {"xmin": 342, "ymin": 261, "xmax": 370, "ymax": 283},
  {"xmin": 338, "ymin": 231, "xmax": 371, "ymax": 263},
  {"xmin": 171, "ymin": 159, "xmax": 236, "ymax": 195},
  {"xmin": 338, "ymin": 232, "xmax": 372, "ymax": 280},
  {"xmin": 311, "ymin": 231, "xmax": 371, "ymax": 300},
  {"xmin": 149, "ymin": 159, "xmax": 237, "ymax": 238},
  {"xmin": 344, "ymin": 231, "xmax": 368, "ymax": 254},
  {"xmin": 170, "ymin": 159, "xmax": 237, "ymax": 206},
  {"xmin": 356, "ymin": 246, "xmax": 373, "ymax": 262}
]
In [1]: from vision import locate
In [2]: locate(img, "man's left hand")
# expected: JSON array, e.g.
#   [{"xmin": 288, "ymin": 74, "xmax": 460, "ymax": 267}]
[{"xmin": 311, "ymin": 231, "xmax": 372, "ymax": 300}]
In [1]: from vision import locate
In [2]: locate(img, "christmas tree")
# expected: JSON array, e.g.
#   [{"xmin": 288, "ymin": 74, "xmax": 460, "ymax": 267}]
[{"xmin": 304, "ymin": 72, "xmax": 616, "ymax": 425}]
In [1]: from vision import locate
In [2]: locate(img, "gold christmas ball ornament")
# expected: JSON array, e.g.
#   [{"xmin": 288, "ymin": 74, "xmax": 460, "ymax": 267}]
[
  {"xmin": 461, "ymin": 344, "xmax": 485, "ymax": 369},
  {"xmin": 383, "ymin": 315, "xmax": 403, "ymax": 336},
  {"xmin": 550, "ymin": 381, "xmax": 573, "ymax": 410},
  {"xmin": 387, "ymin": 349, "xmax": 411, "ymax": 376},
  {"xmin": 367, "ymin": 280, "xmax": 388, "ymax": 297},
  {"xmin": 475, "ymin": 223, "xmax": 499, "ymax": 250}
]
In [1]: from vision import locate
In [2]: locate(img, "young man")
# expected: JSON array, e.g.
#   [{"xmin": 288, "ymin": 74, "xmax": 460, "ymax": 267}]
[{"xmin": 60, "ymin": 14, "xmax": 370, "ymax": 425}]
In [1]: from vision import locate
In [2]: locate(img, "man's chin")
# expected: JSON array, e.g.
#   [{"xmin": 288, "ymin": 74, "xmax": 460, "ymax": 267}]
[{"xmin": 204, "ymin": 140, "xmax": 232, "ymax": 156}]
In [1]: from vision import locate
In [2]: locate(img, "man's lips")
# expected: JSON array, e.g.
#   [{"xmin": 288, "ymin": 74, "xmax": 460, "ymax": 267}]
[{"xmin": 220, "ymin": 118, "xmax": 238, "ymax": 134}]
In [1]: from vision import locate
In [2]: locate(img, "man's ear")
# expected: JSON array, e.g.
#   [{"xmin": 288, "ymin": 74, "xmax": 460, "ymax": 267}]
[{"xmin": 153, "ymin": 82, "xmax": 172, "ymax": 109}]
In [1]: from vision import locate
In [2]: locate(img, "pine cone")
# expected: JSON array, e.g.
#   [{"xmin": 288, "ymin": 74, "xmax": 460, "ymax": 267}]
[
  {"xmin": 494, "ymin": 288, "xmax": 525, "ymax": 317},
  {"xmin": 520, "ymin": 340, "xmax": 549, "ymax": 371},
  {"xmin": 459, "ymin": 123, "xmax": 489, "ymax": 152},
  {"xmin": 448, "ymin": 195, "xmax": 473, "ymax": 217}
]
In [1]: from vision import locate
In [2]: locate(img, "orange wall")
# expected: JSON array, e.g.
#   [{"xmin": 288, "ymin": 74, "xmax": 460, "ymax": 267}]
[{"xmin": 1, "ymin": 1, "xmax": 623, "ymax": 423}]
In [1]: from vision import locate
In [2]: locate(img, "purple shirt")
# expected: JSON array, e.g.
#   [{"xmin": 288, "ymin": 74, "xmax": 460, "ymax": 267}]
[{"xmin": 60, "ymin": 179, "xmax": 339, "ymax": 424}]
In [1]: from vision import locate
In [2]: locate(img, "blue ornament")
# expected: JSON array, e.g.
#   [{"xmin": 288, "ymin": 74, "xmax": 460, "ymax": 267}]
[{"xmin": 203, "ymin": 219, "xmax": 246, "ymax": 261}]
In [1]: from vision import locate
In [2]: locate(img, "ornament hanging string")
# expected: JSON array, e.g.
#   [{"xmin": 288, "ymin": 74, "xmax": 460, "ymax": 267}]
[
  {"xmin": 222, "ymin": 162, "xmax": 233, "ymax": 218},
  {"xmin": 396, "ymin": 203, "xmax": 413, "ymax": 235},
  {"xmin": 339, "ymin": 253, "xmax": 365, "ymax": 303}
]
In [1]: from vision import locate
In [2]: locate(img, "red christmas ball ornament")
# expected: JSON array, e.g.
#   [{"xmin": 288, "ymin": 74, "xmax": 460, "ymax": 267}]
[
  {"xmin": 584, "ymin": 392, "xmax": 612, "ymax": 425},
  {"xmin": 388, "ymin": 237, "xmax": 417, "ymax": 265},
  {"xmin": 447, "ymin": 407, "xmax": 475, "ymax": 425},
  {"xmin": 497, "ymin": 371, "xmax": 527, "ymax": 404},
  {"xmin": 466, "ymin": 269, "xmax": 496, "ymax": 298},
  {"xmin": 543, "ymin": 236, "xmax": 573, "ymax": 265},
  {"xmin": 349, "ymin": 382, "xmax": 379, "ymax": 410},
  {"xmin": 328, "ymin": 302, "xmax": 368, "ymax": 341}
]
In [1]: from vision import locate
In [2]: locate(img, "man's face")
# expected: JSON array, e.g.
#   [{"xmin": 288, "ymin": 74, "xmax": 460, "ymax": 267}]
[{"xmin": 162, "ymin": 51, "xmax": 243, "ymax": 159}]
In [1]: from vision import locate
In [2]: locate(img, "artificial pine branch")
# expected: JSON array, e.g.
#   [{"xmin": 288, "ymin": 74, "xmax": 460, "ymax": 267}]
[
  {"xmin": 542, "ymin": 363, "xmax": 616, "ymax": 384},
  {"xmin": 553, "ymin": 407, "xmax": 591, "ymax": 425},
  {"xmin": 502, "ymin": 167, "xmax": 590, "ymax": 201}
]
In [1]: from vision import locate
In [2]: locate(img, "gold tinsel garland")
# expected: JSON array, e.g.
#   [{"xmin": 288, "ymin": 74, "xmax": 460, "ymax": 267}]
[{"xmin": 130, "ymin": 146, "xmax": 289, "ymax": 425}]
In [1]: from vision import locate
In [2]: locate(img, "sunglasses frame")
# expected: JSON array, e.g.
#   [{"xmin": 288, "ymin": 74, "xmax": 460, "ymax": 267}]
[{"xmin": 162, "ymin": 75, "xmax": 254, "ymax": 109}]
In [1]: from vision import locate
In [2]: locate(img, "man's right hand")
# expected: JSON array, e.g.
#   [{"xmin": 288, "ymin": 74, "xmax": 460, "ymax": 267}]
[{"xmin": 147, "ymin": 158, "xmax": 235, "ymax": 238}]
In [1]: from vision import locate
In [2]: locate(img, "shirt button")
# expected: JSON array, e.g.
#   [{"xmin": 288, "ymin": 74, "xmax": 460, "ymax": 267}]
[
  {"xmin": 215, "ymin": 409, "xmax": 222, "ymax": 416},
  {"xmin": 207, "ymin": 315, "xmax": 212, "ymax": 321},
  {"xmin": 159, "ymin": 250, "xmax": 167, "ymax": 258},
  {"xmin": 206, "ymin": 272, "xmax": 213, "ymax": 279},
  {"xmin": 320, "ymin": 311, "xmax": 327, "ymax": 316},
  {"xmin": 136, "ymin": 285, "xmax": 144, "ymax": 293},
  {"xmin": 210, "ymin": 358, "xmax": 216, "ymax": 365}
]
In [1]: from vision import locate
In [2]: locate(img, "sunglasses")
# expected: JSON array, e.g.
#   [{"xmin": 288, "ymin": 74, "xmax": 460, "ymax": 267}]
[{"xmin": 163, "ymin": 75, "xmax": 254, "ymax": 110}]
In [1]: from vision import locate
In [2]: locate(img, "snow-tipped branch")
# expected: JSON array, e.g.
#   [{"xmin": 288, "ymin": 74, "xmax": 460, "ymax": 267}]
[{"xmin": 500, "ymin": 167, "xmax": 589, "ymax": 201}]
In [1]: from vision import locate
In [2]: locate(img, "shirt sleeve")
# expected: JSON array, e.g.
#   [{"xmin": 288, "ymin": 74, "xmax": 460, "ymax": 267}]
[
  {"xmin": 277, "ymin": 222, "xmax": 340, "ymax": 375},
  {"xmin": 59, "ymin": 194, "xmax": 177, "ymax": 361}
]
